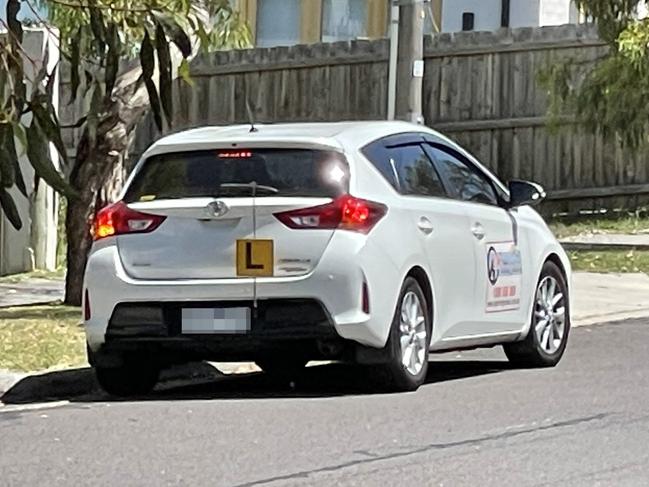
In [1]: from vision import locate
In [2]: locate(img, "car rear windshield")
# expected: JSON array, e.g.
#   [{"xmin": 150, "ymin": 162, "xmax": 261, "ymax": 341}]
[{"xmin": 123, "ymin": 148, "xmax": 350, "ymax": 202}]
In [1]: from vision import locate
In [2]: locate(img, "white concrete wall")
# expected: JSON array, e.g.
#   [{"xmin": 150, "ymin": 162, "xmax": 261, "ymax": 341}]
[
  {"xmin": 510, "ymin": 0, "xmax": 540, "ymax": 28},
  {"xmin": 441, "ymin": 0, "xmax": 502, "ymax": 33},
  {"xmin": 539, "ymin": 0, "xmax": 576, "ymax": 26},
  {"xmin": 441, "ymin": 0, "xmax": 580, "ymax": 32},
  {"xmin": 0, "ymin": 28, "xmax": 60, "ymax": 276}
]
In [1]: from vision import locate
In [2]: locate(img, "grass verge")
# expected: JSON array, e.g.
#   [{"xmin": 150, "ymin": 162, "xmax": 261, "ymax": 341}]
[
  {"xmin": 548, "ymin": 214, "xmax": 649, "ymax": 273},
  {"xmin": 0, "ymin": 269, "xmax": 65, "ymax": 284},
  {"xmin": 0, "ymin": 305, "xmax": 86, "ymax": 372},
  {"xmin": 568, "ymin": 250, "xmax": 649, "ymax": 273},
  {"xmin": 549, "ymin": 214, "xmax": 649, "ymax": 239}
]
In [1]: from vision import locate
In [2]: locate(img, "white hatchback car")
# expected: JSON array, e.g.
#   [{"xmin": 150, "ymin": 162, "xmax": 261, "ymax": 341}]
[{"xmin": 84, "ymin": 121, "xmax": 571, "ymax": 395}]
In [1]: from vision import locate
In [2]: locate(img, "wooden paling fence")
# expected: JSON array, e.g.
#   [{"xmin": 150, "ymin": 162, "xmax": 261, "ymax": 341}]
[{"xmin": 59, "ymin": 23, "xmax": 649, "ymax": 215}]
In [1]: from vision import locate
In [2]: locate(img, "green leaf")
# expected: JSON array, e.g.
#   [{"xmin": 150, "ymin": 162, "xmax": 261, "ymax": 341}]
[
  {"xmin": 89, "ymin": 7, "xmax": 106, "ymax": 60},
  {"xmin": 140, "ymin": 31, "xmax": 163, "ymax": 131},
  {"xmin": 68, "ymin": 31, "xmax": 81, "ymax": 105},
  {"xmin": 196, "ymin": 22, "xmax": 211, "ymax": 53},
  {"xmin": 144, "ymin": 77, "xmax": 163, "ymax": 132},
  {"xmin": 30, "ymin": 96, "xmax": 69, "ymax": 167},
  {"xmin": 26, "ymin": 121, "xmax": 75, "ymax": 198},
  {"xmin": 11, "ymin": 153, "xmax": 27, "ymax": 198},
  {"xmin": 6, "ymin": 0, "xmax": 26, "ymax": 116},
  {"xmin": 0, "ymin": 147, "xmax": 15, "ymax": 189},
  {"xmin": 33, "ymin": 41, "xmax": 51, "ymax": 88},
  {"xmin": 46, "ymin": 68, "xmax": 57, "ymax": 101},
  {"xmin": 152, "ymin": 12, "xmax": 192, "ymax": 58},
  {"xmin": 1, "ymin": 124, "xmax": 27, "ymax": 197},
  {"xmin": 11, "ymin": 121, "xmax": 27, "ymax": 157},
  {"xmin": 155, "ymin": 22, "xmax": 173, "ymax": 127},
  {"xmin": 6, "ymin": 0, "xmax": 23, "ymax": 44},
  {"xmin": 140, "ymin": 30, "xmax": 155, "ymax": 79},
  {"xmin": 0, "ymin": 188, "xmax": 22, "ymax": 230},
  {"xmin": 0, "ymin": 124, "xmax": 16, "ymax": 189},
  {"xmin": 178, "ymin": 59, "xmax": 194, "ymax": 87}
]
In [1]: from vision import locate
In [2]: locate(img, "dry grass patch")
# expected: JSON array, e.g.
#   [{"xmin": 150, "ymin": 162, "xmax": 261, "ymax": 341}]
[{"xmin": 0, "ymin": 305, "xmax": 86, "ymax": 372}]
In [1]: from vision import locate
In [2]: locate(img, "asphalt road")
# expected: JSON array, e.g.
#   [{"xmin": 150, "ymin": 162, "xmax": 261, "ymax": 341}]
[{"xmin": 2, "ymin": 320, "xmax": 649, "ymax": 486}]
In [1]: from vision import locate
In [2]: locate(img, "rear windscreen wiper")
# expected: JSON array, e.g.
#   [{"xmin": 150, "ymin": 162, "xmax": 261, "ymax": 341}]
[{"xmin": 218, "ymin": 183, "xmax": 279, "ymax": 196}]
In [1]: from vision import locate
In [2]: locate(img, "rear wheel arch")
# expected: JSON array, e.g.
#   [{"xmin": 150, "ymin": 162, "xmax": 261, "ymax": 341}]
[
  {"xmin": 405, "ymin": 266, "xmax": 434, "ymax": 327},
  {"xmin": 544, "ymin": 253, "xmax": 568, "ymax": 282}
]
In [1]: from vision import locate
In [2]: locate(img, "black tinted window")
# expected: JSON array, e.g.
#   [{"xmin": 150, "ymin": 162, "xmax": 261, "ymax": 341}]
[
  {"xmin": 427, "ymin": 145, "xmax": 497, "ymax": 205},
  {"xmin": 124, "ymin": 149, "xmax": 349, "ymax": 202},
  {"xmin": 363, "ymin": 141, "xmax": 445, "ymax": 197},
  {"xmin": 389, "ymin": 145, "xmax": 445, "ymax": 197},
  {"xmin": 362, "ymin": 142, "xmax": 399, "ymax": 189}
]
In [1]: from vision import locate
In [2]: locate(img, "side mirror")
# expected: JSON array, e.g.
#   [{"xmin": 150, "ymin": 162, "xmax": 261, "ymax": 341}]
[{"xmin": 507, "ymin": 180, "xmax": 546, "ymax": 208}]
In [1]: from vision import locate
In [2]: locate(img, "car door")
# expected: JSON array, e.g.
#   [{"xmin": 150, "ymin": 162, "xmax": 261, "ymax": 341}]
[
  {"xmin": 362, "ymin": 136, "xmax": 477, "ymax": 345},
  {"xmin": 424, "ymin": 143, "xmax": 528, "ymax": 338}
]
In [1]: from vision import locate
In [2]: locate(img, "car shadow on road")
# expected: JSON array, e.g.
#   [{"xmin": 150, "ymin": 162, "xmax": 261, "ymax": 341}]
[{"xmin": 1, "ymin": 359, "xmax": 513, "ymax": 405}]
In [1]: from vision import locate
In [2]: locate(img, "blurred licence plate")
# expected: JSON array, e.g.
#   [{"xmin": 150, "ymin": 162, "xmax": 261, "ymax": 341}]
[{"xmin": 181, "ymin": 307, "xmax": 251, "ymax": 334}]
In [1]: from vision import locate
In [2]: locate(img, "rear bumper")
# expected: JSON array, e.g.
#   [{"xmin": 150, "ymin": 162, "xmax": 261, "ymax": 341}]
[
  {"xmin": 90, "ymin": 299, "xmax": 347, "ymax": 365},
  {"xmin": 106, "ymin": 299, "xmax": 334, "ymax": 339},
  {"xmin": 83, "ymin": 232, "xmax": 402, "ymax": 353}
]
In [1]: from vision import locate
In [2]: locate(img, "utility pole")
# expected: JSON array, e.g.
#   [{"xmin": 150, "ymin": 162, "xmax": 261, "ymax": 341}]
[{"xmin": 387, "ymin": 0, "xmax": 425, "ymax": 124}]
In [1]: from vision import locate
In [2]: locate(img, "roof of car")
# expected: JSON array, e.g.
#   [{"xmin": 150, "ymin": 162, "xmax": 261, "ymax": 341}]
[{"xmin": 146, "ymin": 121, "xmax": 448, "ymax": 156}]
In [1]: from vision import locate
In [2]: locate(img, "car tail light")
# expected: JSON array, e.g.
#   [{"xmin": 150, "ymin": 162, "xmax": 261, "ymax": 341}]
[
  {"xmin": 274, "ymin": 195, "xmax": 387, "ymax": 234},
  {"xmin": 92, "ymin": 201, "xmax": 166, "ymax": 240}
]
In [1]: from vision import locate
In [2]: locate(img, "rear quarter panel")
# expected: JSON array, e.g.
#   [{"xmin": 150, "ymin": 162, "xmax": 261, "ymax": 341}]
[{"xmin": 345, "ymin": 149, "xmax": 437, "ymax": 344}]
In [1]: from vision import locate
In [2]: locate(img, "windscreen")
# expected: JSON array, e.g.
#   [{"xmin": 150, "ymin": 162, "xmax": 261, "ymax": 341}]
[{"xmin": 124, "ymin": 149, "xmax": 350, "ymax": 203}]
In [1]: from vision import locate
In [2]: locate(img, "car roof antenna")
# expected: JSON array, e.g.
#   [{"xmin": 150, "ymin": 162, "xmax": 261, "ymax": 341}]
[{"xmin": 246, "ymin": 99, "xmax": 259, "ymax": 133}]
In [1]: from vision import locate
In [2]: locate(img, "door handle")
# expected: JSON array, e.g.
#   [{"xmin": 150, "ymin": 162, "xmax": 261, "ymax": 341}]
[
  {"xmin": 417, "ymin": 217, "xmax": 434, "ymax": 235},
  {"xmin": 471, "ymin": 222, "xmax": 485, "ymax": 240}
]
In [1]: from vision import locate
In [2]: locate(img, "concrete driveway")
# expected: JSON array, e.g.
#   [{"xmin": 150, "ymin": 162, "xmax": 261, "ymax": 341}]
[
  {"xmin": 0, "ymin": 278, "xmax": 64, "ymax": 307},
  {"xmin": 572, "ymin": 272, "xmax": 649, "ymax": 326}
]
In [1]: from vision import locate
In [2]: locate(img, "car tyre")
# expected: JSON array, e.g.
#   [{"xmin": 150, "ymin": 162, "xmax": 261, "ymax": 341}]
[
  {"xmin": 504, "ymin": 260, "xmax": 570, "ymax": 367},
  {"xmin": 375, "ymin": 277, "xmax": 431, "ymax": 392},
  {"xmin": 95, "ymin": 359, "xmax": 160, "ymax": 397}
]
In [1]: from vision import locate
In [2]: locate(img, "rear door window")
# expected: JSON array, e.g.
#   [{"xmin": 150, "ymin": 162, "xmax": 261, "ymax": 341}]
[
  {"xmin": 361, "ymin": 142, "xmax": 399, "ymax": 189},
  {"xmin": 124, "ymin": 149, "xmax": 349, "ymax": 202},
  {"xmin": 362, "ymin": 136, "xmax": 446, "ymax": 198},
  {"xmin": 387, "ymin": 145, "xmax": 446, "ymax": 198},
  {"xmin": 425, "ymin": 145, "xmax": 498, "ymax": 206}
]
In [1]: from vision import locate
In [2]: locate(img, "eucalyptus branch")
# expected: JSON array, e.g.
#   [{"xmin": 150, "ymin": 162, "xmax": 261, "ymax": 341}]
[
  {"xmin": 47, "ymin": 0, "xmax": 172, "ymax": 13},
  {"xmin": 23, "ymin": 0, "xmax": 62, "ymax": 43},
  {"xmin": 0, "ymin": 18, "xmax": 39, "ymax": 67},
  {"xmin": 60, "ymin": 116, "xmax": 88, "ymax": 128},
  {"xmin": 23, "ymin": 0, "xmax": 105, "ymax": 70}
]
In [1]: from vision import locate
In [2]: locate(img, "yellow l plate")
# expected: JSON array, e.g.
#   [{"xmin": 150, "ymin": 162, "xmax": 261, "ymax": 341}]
[{"xmin": 236, "ymin": 239, "xmax": 274, "ymax": 277}]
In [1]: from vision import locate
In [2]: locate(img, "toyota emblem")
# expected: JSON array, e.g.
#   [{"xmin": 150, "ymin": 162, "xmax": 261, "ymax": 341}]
[{"xmin": 206, "ymin": 200, "xmax": 229, "ymax": 217}]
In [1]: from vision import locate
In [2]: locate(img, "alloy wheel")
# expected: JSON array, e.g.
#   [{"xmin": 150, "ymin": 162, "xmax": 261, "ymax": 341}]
[
  {"xmin": 533, "ymin": 276, "xmax": 566, "ymax": 354},
  {"xmin": 399, "ymin": 291, "xmax": 427, "ymax": 376}
]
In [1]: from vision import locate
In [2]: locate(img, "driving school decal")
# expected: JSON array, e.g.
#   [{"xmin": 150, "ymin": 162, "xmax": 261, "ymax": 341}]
[{"xmin": 485, "ymin": 242, "xmax": 522, "ymax": 313}]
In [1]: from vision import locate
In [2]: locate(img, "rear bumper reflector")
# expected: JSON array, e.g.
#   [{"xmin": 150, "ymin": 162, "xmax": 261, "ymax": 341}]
[{"xmin": 362, "ymin": 281, "xmax": 370, "ymax": 314}]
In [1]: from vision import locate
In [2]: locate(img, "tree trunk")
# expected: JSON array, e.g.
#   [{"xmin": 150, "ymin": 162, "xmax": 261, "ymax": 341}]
[
  {"xmin": 61, "ymin": 15, "xmax": 206, "ymax": 305},
  {"xmin": 63, "ymin": 68, "xmax": 151, "ymax": 305},
  {"xmin": 64, "ymin": 189, "xmax": 95, "ymax": 305}
]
